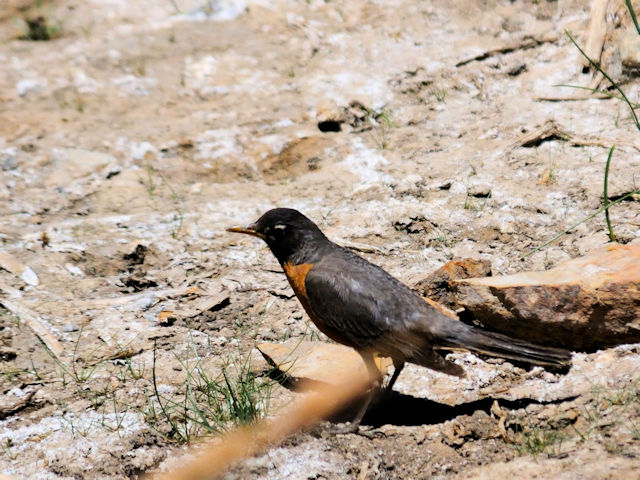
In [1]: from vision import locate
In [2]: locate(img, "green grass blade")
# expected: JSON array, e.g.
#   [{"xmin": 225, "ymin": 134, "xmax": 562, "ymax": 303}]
[
  {"xmin": 626, "ymin": 0, "xmax": 640, "ymax": 36},
  {"xmin": 522, "ymin": 189, "xmax": 639, "ymax": 258},
  {"xmin": 604, "ymin": 146, "xmax": 616, "ymax": 242},
  {"xmin": 151, "ymin": 341, "xmax": 179, "ymax": 438},
  {"xmin": 565, "ymin": 30, "xmax": 640, "ymax": 131}
]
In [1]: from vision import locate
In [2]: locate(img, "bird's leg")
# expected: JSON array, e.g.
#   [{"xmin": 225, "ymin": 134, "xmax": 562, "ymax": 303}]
[
  {"xmin": 352, "ymin": 351, "xmax": 382, "ymax": 425},
  {"xmin": 385, "ymin": 359, "xmax": 405, "ymax": 393},
  {"xmin": 334, "ymin": 350, "xmax": 381, "ymax": 435}
]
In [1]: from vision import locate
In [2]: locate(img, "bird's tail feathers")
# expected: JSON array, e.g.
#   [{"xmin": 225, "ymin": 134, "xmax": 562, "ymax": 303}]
[{"xmin": 436, "ymin": 323, "xmax": 571, "ymax": 367}]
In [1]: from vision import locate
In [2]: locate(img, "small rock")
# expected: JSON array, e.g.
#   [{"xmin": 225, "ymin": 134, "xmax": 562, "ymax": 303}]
[
  {"xmin": 157, "ymin": 310, "xmax": 176, "ymax": 327},
  {"xmin": 62, "ymin": 323, "xmax": 80, "ymax": 333},
  {"xmin": 1, "ymin": 157, "xmax": 18, "ymax": 171},
  {"xmin": 65, "ymin": 264, "xmax": 84, "ymax": 276},
  {"xmin": 441, "ymin": 420, "xmax": 470, "ymax": 446},
  {"xmin": 393, "ymin": 215, "xmax": 436, "ymax": 234},
  {"xmin": 16, "ymin": 78, "xmax": 47, "ymax": 97},
  {"xmin": 21, "ymin": 266, "xmax": 39, "ymax": 286},
  {"xmin": 507, "ymin": 63, "xmax": 527, "ymax": 76},
  {"xmin": 133, "ymin": 294, "xmax": 156, "ymax": 311},
  {"xmin": 467, "ymin": 184, "xmax": 492, "ymax": 198},
  {"xmin": 131, "ymin": 141, "xmax": 156, "ymax": 160}
]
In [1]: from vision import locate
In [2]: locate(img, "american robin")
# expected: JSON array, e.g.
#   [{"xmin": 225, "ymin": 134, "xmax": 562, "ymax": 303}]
[{"xmin": 228, "ymin": 208, "xmax": 571, "ymax": 431}]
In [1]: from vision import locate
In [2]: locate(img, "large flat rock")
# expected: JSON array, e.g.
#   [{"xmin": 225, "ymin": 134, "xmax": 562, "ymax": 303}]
[{"xmin": 452, "ymin": 244, "xmax": 640, "ymax": 351}]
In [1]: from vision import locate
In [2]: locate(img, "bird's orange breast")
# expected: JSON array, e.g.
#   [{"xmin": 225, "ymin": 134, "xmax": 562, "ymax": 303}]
[
  {"xmin": 282, "ymin": 262, "xmax": 314, "ymax": 314},
  {"xmin": 282, "ymin": 261, "xmax": 352, "ymax": 346}
]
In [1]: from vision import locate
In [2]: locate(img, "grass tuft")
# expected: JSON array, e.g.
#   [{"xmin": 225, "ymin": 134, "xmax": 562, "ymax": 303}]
[
  {"xmin": 368, "ymin": 108, "xmax": 394, "ymax": 150},
  {"xmin": 20, "ymin": 15, "xmax": 62, "ymax": 41},
  {"xmin": 515, "ymin": 425, "xmax": 565, "ymax": 457},
  {"xmin": 35, "ymin": 320, "xmax": 273, "ymax": 445},
  {"xmin": 145, "ymin": 337, "xmax": 273, "ymax": 444},
  {"xmin": 526, "ymin": 27, "xmax": 640, "ymax": 258}
]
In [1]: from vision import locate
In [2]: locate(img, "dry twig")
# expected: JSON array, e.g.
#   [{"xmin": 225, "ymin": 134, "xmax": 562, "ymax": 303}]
[{"xmin": 0, "ymin": 294, "xmax": 64, "ymax": 360}]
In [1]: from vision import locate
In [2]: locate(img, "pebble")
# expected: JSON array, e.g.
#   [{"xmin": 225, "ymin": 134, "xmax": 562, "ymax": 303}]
[
  {"xmin": 22, "ymin": 266, "xmax": 39, "ymax": 286},
  {"xmin": 1, "ymin": 157, "xmax": 18, "ymax": 171}
]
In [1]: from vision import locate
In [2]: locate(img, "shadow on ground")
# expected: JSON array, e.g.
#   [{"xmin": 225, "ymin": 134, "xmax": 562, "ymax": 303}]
[{"xmin": 327, "ymin": 390, "xmax": 576, "ymax": 428}]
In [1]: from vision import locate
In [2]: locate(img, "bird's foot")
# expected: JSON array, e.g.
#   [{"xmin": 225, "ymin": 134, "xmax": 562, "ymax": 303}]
[{"xmin": 382, "ymin": 385, "xmax": 396, "ymax": 398}]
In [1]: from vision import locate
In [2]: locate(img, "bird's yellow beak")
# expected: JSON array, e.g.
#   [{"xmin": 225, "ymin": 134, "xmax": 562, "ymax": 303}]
[{"xmin": 226, "ymin": 224, "xmax": 265, "ymax": 240}]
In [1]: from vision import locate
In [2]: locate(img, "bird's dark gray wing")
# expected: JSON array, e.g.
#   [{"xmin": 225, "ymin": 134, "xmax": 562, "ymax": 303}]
[{"xmin": 303, "ymin": 249, "xmax": 422, "ymax": 353}]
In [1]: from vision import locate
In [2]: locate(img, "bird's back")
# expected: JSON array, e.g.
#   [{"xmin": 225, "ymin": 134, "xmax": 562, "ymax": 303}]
[{"xmin": 303, "ymin": 244, "xmax": 450, "ymax": 353}]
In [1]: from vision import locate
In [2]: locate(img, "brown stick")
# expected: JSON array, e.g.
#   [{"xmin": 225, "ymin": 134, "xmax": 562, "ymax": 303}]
[
  {"xmin": 0, "ymin": 296, "xmax": 64, "ymax": 360},
  {"xmin": 455, "ymin": 35, "xmax": 557, "ymax": 67},
  {"xmin": 533, "ymin": 93, "xmax": 611, "ymax": 102},
  {"xmin": 507, "ymin": 120, "xmax": 640, "ymax": 153},
  {"xmin": 584, "ymin": 0, "xmax": 609, "ymax": 68}
]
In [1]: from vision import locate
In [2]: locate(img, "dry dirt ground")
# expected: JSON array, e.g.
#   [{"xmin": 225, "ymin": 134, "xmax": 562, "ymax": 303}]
[{"xmin": 1, "ymin": 0, "xmax": 640, "ymax": 479}]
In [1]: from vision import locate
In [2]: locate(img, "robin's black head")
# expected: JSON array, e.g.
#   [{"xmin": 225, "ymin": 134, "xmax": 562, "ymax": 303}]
[{"xmin": 227, "ymin": 208, "xmax": 328, "ymax": 264}]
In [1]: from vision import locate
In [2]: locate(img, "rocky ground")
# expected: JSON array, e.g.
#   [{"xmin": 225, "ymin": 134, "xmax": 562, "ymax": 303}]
[{"xmin": 1, "ymin": 0, "xmax": 640, "ymax": 478}]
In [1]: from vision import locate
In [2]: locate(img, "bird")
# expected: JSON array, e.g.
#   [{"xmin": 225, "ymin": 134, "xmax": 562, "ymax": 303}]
[{"xmin": 228, "ymin": 208, "xmax": 571, "ymax": 432}]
